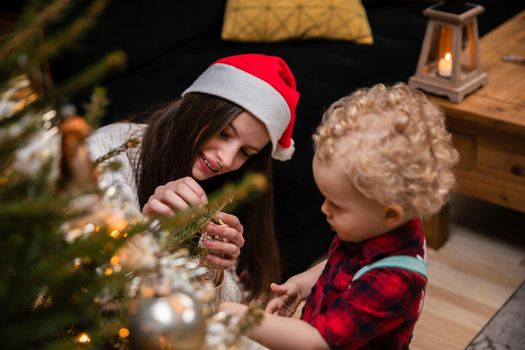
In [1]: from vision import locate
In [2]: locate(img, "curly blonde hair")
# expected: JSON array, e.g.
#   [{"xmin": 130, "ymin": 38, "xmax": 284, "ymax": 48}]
[{"xmin": 313, "ymin": 83, "xmax": 459, "ymax": 218}]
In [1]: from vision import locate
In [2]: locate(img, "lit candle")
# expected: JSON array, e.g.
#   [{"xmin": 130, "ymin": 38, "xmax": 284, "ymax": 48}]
[{"xmin": 438, "ymin": 52, "xmax": 452, "ymax": 77}]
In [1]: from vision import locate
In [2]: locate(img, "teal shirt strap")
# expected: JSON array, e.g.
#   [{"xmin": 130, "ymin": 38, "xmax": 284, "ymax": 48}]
[{"xmin": 352, "ymin": 255, "xmax": 427, "ymax": 282}]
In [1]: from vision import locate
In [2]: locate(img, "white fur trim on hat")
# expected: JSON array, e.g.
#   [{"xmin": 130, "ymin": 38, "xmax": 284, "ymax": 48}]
[
  {"xmin": 183, "ymin": 63, "xmax": 292, "ymax": 159},
  {"xmin": 273, "ymin": 139, "xmax": 295, "ymax": 161}
]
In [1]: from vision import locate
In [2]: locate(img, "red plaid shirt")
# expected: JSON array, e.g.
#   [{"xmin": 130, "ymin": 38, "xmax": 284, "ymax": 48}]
[{"xmin": 301, "ymin": 219, "xmax": 427, "ymax": 350}]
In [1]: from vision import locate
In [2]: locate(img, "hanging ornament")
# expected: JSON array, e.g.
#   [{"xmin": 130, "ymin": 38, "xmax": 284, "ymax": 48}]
[
  {"xmin": 128, "ymin": 289, "xmax": 206, "ymax": 350},
  {"xmin": 57, "ymin": 114, "xmax": 99, "ymax": 195}
]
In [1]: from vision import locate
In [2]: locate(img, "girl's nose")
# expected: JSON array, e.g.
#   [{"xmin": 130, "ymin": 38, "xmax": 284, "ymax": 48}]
[{"xmin": 217, "ymin": 144, "xmax": 237, "ymax": 169}]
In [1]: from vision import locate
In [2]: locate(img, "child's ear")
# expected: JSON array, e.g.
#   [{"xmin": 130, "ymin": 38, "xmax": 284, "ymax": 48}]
[{"xmin": 383, "ymin": 204, "xmax": 405, "ymax": 228}]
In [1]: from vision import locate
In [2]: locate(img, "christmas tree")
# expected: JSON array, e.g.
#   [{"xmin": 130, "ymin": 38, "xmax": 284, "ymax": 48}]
[{"xmin": 0, "ymin": 1, "xmax": 265, "ymax": 349}]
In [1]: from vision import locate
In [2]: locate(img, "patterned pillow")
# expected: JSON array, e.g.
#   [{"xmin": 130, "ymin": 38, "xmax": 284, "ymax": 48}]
[{"xmin": 221, "ymin": 0, "xmax": 373, "ymax": 44}]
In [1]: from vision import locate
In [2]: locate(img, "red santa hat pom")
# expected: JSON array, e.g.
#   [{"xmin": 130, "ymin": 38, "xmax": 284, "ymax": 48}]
[{"xmin": 183, "ymin": 53, "xmax": 300, "ymax": 161}]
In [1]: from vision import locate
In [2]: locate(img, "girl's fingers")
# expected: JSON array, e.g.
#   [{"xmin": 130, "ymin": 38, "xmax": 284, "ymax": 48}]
[
  {"xmin": 203, "ymin": 223, "xmax": 245, "ymax": 249},
  {"xmin": 166, "ymin": 177, "xmax": 207, "ymax": 204},
  {"xmin": 143, "ymin": 198, "xmax": 174, "ymax": 216},
  {"xmin": 205, "ymin": 253, "xmax": 235, "ymax": 269},
  {"xmin": 203, "ymin": 238, "xmax": 240, "ymax": 258},
  {"xmin": 146, "ymin": 177, "xmax": 209, "ymax": 217},
  {"xmin": 173, "ymin": 182, "xmax": 206, "ymax": 207},
  {"xmin": 216, "ymin": 212, "xmax": 242, "ymax": 232},
  {"xmin": 161, "ymin": 189, "xmax": 191, "ymax": 211}
]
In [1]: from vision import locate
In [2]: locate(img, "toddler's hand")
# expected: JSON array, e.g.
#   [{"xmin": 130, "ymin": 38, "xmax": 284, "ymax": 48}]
[{"xmin": 265, "ymin": 280, "xmax": 302, "ymax": 317}]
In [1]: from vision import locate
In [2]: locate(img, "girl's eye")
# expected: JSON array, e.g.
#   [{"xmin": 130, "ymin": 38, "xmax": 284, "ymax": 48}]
[
  {"xmin": 220, "ymin": 130, "xmax": 230, "ymax": 139},
  {"xmin": 240, "ymin": 148, "xmax": 251, "ymax": 158}
]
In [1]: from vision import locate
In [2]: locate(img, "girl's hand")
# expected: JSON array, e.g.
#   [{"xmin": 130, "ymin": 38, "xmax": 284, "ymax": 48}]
[
  {"xmin": 201, "ymin": 212, "xmax": 245, "ymax": 270},
  {"xmin": 142, "ymin": 177, "xmax": 207, "ymax": 217},
  {"xmin": 265, "ymin": 280, "xmax": 303, "ymax": 317}
]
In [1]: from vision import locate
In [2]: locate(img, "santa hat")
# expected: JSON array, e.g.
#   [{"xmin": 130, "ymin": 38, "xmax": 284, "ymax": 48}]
[{"xmin": 182, "ymin": 53, "xmax": 299, "ymax": 161}]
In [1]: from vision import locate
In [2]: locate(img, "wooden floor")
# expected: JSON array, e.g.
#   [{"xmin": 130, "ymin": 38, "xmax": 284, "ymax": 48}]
[{"xmin": 411, "ymin": 194, "xmax": 525, "ymax": 350}]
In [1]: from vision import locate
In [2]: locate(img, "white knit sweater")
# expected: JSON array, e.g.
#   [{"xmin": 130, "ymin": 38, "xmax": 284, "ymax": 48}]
[{"xmin": 87, "ymin": 123, "xmax": 244, "ymax": 303}]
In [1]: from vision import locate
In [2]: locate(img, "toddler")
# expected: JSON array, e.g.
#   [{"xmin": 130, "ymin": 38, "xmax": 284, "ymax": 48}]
[{"xmin": 221, "ymin": 82, "xmax": 459, "ymax": 349}]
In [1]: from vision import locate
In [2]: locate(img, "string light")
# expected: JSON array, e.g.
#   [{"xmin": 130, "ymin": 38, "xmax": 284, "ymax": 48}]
[
  {"xmin": 74, "ymin": 258, "xmax": 82, "ymax": 269},
  {"xmin": 118, "ymin": 328, "xmax": 130, "ymax": 338},
  {"xmin": 110, "ymin": 255, "xmax": 120, "ymax": 265},
  {"xmin": 76, "ymin": 332, "xmax": 91, "ymax": 343},
  {"xmin": 83, "ymin": 223, "xmax": 95, "ymax": 234},
  {"xmin": 109, "ymin": 230, "xmax": 122, "ymax": 239},
  {"xmin": 108, "ymin": 217, "xmax": 128, "ymax": 231},
  {"xmin": 105, "ymin": 187, "xmax": 116, "ymax": 197},
  {"xmin": 106, "ymin": 216, "xmax": 129, "ymax": 239}
]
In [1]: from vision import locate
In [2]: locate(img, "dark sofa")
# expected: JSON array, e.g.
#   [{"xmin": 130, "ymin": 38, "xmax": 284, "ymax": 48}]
[{"xmin": 12, "ymin": 0, "xmax": 522, "ymax": 280}]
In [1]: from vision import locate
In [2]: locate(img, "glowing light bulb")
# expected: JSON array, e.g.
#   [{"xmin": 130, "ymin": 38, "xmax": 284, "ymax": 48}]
[
  {"xmin": 119, "ymin": 328, "xmax": 130, "ymax": 338},
  {"xmin": 77, "ymin": 332, "xmax": 91, "ymax": 343}
]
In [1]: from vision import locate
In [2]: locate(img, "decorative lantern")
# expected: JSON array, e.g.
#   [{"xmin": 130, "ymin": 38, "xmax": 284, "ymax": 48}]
[{"xmin": 408, "ymin": 0, "xmax": 487, "ymax": 102}]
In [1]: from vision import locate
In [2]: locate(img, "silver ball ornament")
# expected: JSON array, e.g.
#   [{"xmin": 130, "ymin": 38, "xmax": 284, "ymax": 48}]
[{"xmin": 128, "ymin": 290, "xmax": 206, "ymax": 349}]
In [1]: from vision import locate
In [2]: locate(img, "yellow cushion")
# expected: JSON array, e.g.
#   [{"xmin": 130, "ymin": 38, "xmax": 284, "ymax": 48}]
[{"xmin": 221, "ymin": 0, "xmax": 373, "ymax": 44}]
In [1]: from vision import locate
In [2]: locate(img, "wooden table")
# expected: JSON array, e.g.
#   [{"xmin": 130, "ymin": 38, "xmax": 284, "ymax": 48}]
[{"xmin": 423, "ymin": 10, "xmax": 525, "ymax": 249}]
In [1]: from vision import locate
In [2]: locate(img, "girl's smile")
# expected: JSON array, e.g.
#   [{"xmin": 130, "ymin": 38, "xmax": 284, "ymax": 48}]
[
  {"xmin": 198, "ymin": 153, "xmax": 220, "ymax": 175},
  {"xmin": 192, "ymin": 111, "xmax": 270, "ymax": 180}
]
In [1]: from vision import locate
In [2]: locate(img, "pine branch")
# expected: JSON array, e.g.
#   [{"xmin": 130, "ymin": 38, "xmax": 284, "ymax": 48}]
[
  {"xmin": 0, "ymin": 0, "xmax": 69, "ymax": 62},
  {"xmin": 94, "ymin": 135, "xmax": 140, "ymax": 165},
  {"xmin": 83, "ymin": 86, "xmax": 108, "ymax": 129},
  {"xmin": 159, "ymin": 201, "xmax": 229, "ymax": 254},
  {"xmin": 157, "ymin": 173, "xmax": 268, "ymax": 253},
  {"xmin": 0, "ymin": 0, "xmax": 70, "ymax": 61},
  {"xmin": 0, "ymin": 1, "xmax": 136, "ymax": 348},
  {"xmin": 50, "ymin": 50, "xmax": 125, "ymax": 102},
  {"xmin": 0, "ymin": 310, "xmax": 77, "ymax": 349},
  {"xmin": 0, "ymin": 217, "xmax": 132, "ymax": 350},
  {"xmin": 39, "ymin": 0, "xmax": 109, "ymax": 62}
]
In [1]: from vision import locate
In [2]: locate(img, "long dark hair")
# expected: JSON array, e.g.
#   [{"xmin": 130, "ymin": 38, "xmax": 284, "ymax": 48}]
[{"xmin": 137, "ymin": 93, "xmax": 281, "ymax": 299}]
